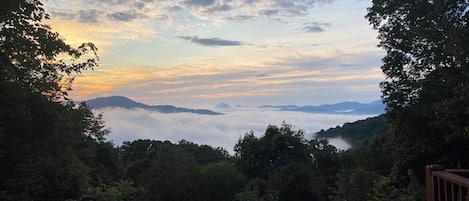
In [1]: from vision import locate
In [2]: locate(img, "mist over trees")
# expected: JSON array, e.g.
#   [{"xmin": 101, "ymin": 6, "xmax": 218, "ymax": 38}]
[{"xmin": 1, "ymin": 0, "xmax": 468, "ymax": 201}]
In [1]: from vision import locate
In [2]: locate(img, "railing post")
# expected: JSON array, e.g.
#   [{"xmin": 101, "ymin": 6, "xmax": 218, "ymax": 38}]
[{"xmin": 426, "ymin": 164, "xmax": 445, "ymax": 201}]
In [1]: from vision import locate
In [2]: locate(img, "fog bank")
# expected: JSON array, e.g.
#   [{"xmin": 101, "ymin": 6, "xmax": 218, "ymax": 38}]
[{"xmin": 96, "ymin": 107, "xmax": 372, "ymax": 153}]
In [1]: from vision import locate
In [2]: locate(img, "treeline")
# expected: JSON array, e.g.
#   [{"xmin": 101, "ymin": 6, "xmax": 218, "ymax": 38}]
[
  {"xmin": 0, "ymin": 109, "xmax": 396, "ymax": 201},
  {"xmin": 75, "ymin": 127, "xmax": 343, "ymax": 201}
]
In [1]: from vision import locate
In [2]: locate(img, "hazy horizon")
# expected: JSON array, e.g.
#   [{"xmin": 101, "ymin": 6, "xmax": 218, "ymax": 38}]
[
  {"xmin": 44, "ymin": 0, "xmax": 384, "ymax": 108},
  {"xmin": 96, "ymin": 106, "xmax": 377, "ymax": 153}
]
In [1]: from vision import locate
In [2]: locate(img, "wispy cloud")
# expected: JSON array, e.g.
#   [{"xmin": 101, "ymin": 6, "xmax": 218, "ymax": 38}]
[
  {"xmin": 184, "ymin": 0, "xmax": 216, "ymax": 7},
  {"xmin": 78, "ymin": 9, "xmax": 101, "ymax": 23},
  {"xmin": 303, "ymin": 22, "xmax": 331, "ymax": 33},
  {"xmin": 178, "ymin": 36, "xmax": 245, "ymax": 47},
  {"xmin": 47, "ymin": 0, "xmax": 337, "ymax": 24},
  {"xmin": 107, "ymin": 10, "xmax": 139, "ymax": 21},
  {"xmin": 70, "ymin": 49, "xmax": 384, "ymax": 106},
  {"xmin": 44, "ymin": 0, "xmax": 383, "ymax": 108}
]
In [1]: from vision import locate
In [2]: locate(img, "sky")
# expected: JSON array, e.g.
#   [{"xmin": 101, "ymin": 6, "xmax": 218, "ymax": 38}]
[{"xmin": 44, "ymin": 0, "xmax": 385, "ymax": 108}]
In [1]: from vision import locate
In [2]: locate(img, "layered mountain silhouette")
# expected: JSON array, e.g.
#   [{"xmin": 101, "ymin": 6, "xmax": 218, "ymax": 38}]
[
  {"xmin": 85, "ymin": 96, "xmax": 222, "ymax": 115},
  {"xmin": 261, "ymin": 100, "xmax": 385, "ymax": 115}
]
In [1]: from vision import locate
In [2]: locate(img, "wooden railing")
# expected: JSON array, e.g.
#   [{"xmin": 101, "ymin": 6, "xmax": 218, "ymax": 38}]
[{"xmin": 426, "ymin": 164, "xmax": 469, "ymax": 201}]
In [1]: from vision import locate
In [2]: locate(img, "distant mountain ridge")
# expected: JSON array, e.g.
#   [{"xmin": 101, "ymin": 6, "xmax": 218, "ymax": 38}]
[
  {"xmin": 85, "ymin": 96, "xmax": 222, "ymax": 115},
  {"xmin": 260, "ymin": 100, "xmax": 385, "ymax": 115}
]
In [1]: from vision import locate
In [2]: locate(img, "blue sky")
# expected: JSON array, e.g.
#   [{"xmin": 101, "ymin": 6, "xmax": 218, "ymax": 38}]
[{"xmin": 45, "ymin": 0, "xmax": 384, "ymax": 108}]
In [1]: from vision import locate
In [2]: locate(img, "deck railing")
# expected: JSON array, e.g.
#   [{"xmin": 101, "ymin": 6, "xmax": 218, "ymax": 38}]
[{"xmin": 426, "ymin": 164, "xmax": 469, "ymax": 201}]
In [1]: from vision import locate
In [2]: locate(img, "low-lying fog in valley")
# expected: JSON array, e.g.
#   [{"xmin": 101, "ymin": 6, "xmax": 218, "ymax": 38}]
[{"xmin": 96, "ymin": 106, "xmax": 375, "ymax": 153}]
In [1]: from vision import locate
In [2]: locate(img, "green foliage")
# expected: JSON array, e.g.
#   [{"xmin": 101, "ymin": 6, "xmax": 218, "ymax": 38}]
[
  {"xmin": 138, "ymin": 144, "xmax": 201, "ymax": 201},
  {"xmin": 369, "ymin": 174, "xmax": 424, "ymax": 201},
  {"xmin": 80, "ymin": 180, "xmax": 142, "ymax": 201},
  {"xmin": 361, "ymin": 1, "xmax": 469, "ymax": 201},
  {"xmin": 234, "ymin": 123, "xmax": 310, "ymax": 179},
  {"xmin": 366, "ymin": 0, "xmax": 469, "ymax": 189},
  {"xmin": 0, "ymin": 85, "xmax": 115, "ymax": 201},
  {"xmin": 309, "ymin": 139, "xmax": 341, "ymax": 199},
  {"xmin": 330, "ymin": 168, "xmax": 376, "ymax": 201},
  {"xmin": 1, "ymin": 0, "xmax": 98, "ymax": 101},
  {"xmin": 367, "ymin": 0, "xmax": 469, "ymax": 110},
  {"xmin": 118, "ymin": 139, "xmax": 243, "ymax": 201},
  {"xmin": 199, "ymin": 161, "xmax": 246, "ymax": 201},
  {"xmin": 352, "ymin": 135, "xmax": 393, "ymax": 173},
  {"xmin": 234, "ymin": 179, "xmax": 279, "ymax": 201},
  {"xmin": 0, "ymin": 1, "xmax": 119, "ymax": 200},
  {"xmin": 178, "ymin": 139, "xmax": 229, "ymax": 165},
  {"xmin": 330, "ymin": 134, "xmax": 393, "ymax": 201},
  {"xmin": 235, "ymin": 123, "xmax": 341, "ymax": 201},
  {"xmin": 316, "ymin": 114, "xmax": 387, "ymax": 147}
]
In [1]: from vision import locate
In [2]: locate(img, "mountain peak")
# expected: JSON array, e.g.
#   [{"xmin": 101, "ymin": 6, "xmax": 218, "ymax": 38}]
[
  {"xmin": 85, "ymin": 96, "xmax": 222, "ymax": 115},
  {"xmin": 85, "ymin": 96, "xmax": 147, "ymax": 109},
  {"xmin": 215, "ymin": 102, "xmax": 232, "ymax": 109}
]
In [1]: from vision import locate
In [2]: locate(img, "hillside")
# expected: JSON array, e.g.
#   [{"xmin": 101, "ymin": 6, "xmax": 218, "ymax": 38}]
[
  {"xmin": 315, "ymin": 114, "xmax": 387, "ymax": 147},
  {"xmin": 86, "ymin": 96, "xmax": 222, "ymax": 115}
]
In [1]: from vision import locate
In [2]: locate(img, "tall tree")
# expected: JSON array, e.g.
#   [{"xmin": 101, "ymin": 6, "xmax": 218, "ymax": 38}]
[
  {"xmin": 0, "ymin": 1, "xmax": 110, "ymax": 200},
  {"xmin": 234, "ymin": 123, "xmax": 323, "ymax": 201},
  {"xmin": 366, "ymin": 0, "xmax": 469, "ymax": 181},
  {"xmin": 1, "ymin": 0, "xmax": 98, "ymax": 100},
  {"xmin": 139, "ymin": 145, "xmax": 201, "ymax": 201}
]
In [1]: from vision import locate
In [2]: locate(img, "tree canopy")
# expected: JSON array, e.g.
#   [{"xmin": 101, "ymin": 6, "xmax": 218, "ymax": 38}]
[
  {"xmin": 0, "ymin": 1, "xmax": 109, "ymax": 200},
  {"xmin": 364, "ymin": 0, "xmax": 469, "ymax": 199},
  {"xmin": 367, "ymin": 0, "xmax": 468, "ymax": 110}
]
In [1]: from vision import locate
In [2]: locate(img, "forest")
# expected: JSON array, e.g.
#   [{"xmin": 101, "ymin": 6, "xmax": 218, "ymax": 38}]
[{"xmin": 1, "ymin": 0, "xmax": 468, "ymax": 201}]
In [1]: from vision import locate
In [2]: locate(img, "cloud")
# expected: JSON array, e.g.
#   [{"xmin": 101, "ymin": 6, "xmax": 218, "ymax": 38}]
[
  {"xmin": 256, "ymin": 73, "xmax": 269, "ymax": 77},
  {"xmin": 134, "ymin": 2, "xmax": 145, "ymax": 9},
  {"xmin": 96, "ymin": 107, "xmax": 369, "ymax": 153},
  {"xmin": 167, "ymin": 5, "xmax": 184, "ymax": 12},
  {"xmin": 205, "ymin": 4, "xmax": 233, "ymax": 13},
  {"xmin": 178, "ymin": 36, "xmax": 245, "ymax": 47},
  {"xmin": 262, "ymin": 9, "xmax": 280, "ymax": 16},
  {"xmin": 50, "ymin": 10, "xmax": 76, "ymax": 21},
  {"xmin": 70, "ymin": 48, "xmax": 384, "ymax": 106},
  {"xmin": 184, "ymin": 0, "xmax": 216, "ymax": 7},
  {"xmin": 303, "ymin": 22, "xmax": 331, "ymax": 33},
  {"xmin": 46, "ymin": 0, "xmax": 339, "ymax": 30},
  {"xmin": 225, "ymin": 15, "xmax": 256, "ymax": 21},
  {"xmin": 107, "ymin": 10, "xmax": 139, "ymax": 21},
  {"xmin": 78, "ymin": 9, "xmax": 100, "ymax": 23}
]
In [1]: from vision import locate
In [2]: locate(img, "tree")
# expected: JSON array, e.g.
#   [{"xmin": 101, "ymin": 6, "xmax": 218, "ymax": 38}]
[
  {"xmin": 234, "ymin": 123, "xmax": 323, "ymax": 201},
  {"xmin": 330, "ymin": 168, "xmax": 376, "ymax": 201},
  {"xmin": 0, "ymin": 1, "xmax": 110, "ymax": 200},
  {"xmin": 309, "ymin": 139, "xmax": 341, "ymax": 200},
  {"xmin": 1, "ymin": 0, "xmax": 98, "ymax": 100},
  {"xmin": 367, "ymin": 0, "xmax": 468, "ymax": 110},
  {"xmin": 178, "ymin": 139, "xmax": 229, "ymax": 165},
  {"xmin": 199, "ymin": 161, "xmax": 246, "ymax": 201},
  {"xmin": 330, "ymin": 135, "xmax": 393, "ymax": 201},
  {"xmin": 234, "ymin": 123, "xmax": 311, "ymax": 179},
  {"xmin": 366, "ymin": 0, "xmax": 469, "ymax": 183},
  {"xmin": 139, "ymin": 144, "xmax": 201, "ymax": 201}
]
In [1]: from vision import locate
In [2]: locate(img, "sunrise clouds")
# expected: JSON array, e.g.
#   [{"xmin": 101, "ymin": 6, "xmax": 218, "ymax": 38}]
[{"xmin": 44, "ymin": 0, "xmax": 384, "ymax": 108}]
